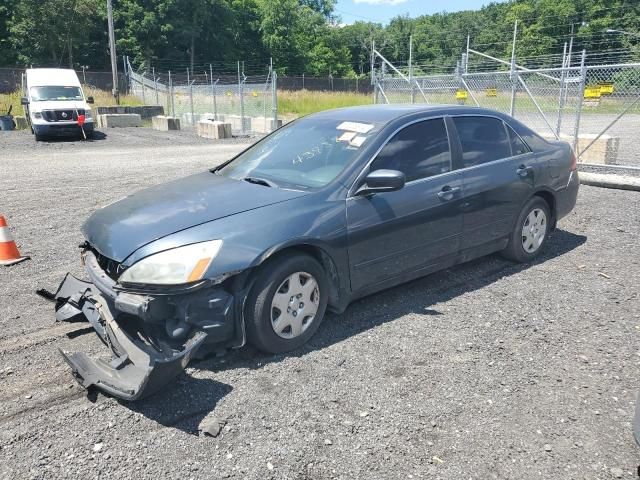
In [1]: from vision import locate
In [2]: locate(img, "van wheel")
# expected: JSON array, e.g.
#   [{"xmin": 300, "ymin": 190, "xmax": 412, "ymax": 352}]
[
  {"xmin": 501, "ymin": 197, "xmax": 551, "ymax": 263},
  {"xmin": 245, "ymin": 253, "xmax": 328, "ymax": 354}
]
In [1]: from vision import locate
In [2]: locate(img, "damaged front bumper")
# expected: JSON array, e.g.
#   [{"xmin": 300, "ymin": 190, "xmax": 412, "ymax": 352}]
[{"xmin": 52, "ymin": 251, "xmax": 243, "ymax": 400}]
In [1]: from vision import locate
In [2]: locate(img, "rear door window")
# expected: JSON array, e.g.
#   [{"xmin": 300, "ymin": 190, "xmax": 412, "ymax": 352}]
[
  {"xmin": 371, "ymin": 118, "xmax": 451, "ymax": 182},
  {"xmin": 452, "ymin": 116, "xmax": 512, "ymax": 168},
  {"xmin": 505, "ymin": 124, "xmax": 531, "ymax": 156}
]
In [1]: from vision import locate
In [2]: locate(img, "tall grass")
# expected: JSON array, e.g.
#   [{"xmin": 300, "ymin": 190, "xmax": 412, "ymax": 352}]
[{"xmin": 277, "ymin": 90, "xmax": 373, "ymax": 117}]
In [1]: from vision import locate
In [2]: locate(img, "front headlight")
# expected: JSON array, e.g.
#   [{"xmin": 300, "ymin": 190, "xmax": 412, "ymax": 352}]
[
  {"xmin": 33, "ymin": 112, "xmax": 42, "ymax": 119},
  {"xmin": 84, "ymin": 110, "xmax": 92, "ymax": 120},
  {"xmin": 119, "ymin": 240, "xmax": 223, "ymax": 285}
]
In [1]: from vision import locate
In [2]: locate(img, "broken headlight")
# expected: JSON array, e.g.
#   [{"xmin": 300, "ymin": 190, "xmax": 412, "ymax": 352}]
[{"xmin": 119, "ymin": 240, "xmax": 223, "ymax": 285}]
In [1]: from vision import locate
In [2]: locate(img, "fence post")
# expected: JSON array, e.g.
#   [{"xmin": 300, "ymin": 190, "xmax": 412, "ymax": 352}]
[
  {"xmin": 572, "ymin": 50, "xmax": 587, "ymax": 155},
  {"xmin": 409, "ymin": 35, "xmax": 415, "ymax": 104},
  {"xmin": 169, "ymin": 70, "xmax": 175, "ymax": 118},
  {"xmin": 210, "ymin": 64, "xmax": 218, "ymax": 121},
  {"xmin": 238, "ymin": 61, "xmax": 245, "ymax": 134},
  {"xmin": 556, "ymin": 42, "xmax": 568, "ymax": 136},
  {"xmin": 272, "ymin": 69, "xmax": 278, "ymax": 130},
  {"xmin": 509, "ymin": 20, "xmax": 518, "ymax": 117},
  {"xmin": 152, "ymin": 67, "xmax": 159, "ymax": 105},
  {"xmin": 141, "ymin": 72, "xmax": 146, "ymax": 105}
]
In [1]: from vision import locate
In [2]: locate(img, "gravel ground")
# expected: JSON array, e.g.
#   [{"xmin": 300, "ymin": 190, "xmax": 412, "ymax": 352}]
[{"xmin": 1, "ymin": 128, "xmax": 640, "ymax": 479}]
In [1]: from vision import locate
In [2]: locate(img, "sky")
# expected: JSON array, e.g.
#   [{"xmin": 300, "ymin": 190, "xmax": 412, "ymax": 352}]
[{"xmin": 335, "ymin": 0, "xmax": 496, "ymax": 24}]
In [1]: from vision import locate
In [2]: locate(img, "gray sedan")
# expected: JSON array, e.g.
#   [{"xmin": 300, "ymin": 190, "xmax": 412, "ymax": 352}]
[{"xmin": 51, "ymin": 105, "xmax": 579, "ymax": 399}]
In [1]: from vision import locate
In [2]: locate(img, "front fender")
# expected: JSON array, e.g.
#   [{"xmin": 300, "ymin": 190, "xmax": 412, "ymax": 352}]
[{"xmin": 121, "ymin": 195, "xmax": 350, "ymax": 291}]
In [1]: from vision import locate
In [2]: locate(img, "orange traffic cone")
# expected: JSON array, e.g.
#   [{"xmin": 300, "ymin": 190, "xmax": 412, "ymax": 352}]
[{"xmin": 0, "ymin": 216, "xmax": 29, "ymax": 266}]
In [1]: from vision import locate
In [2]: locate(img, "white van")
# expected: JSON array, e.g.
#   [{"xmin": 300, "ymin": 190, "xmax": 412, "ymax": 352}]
[{"xmin": 21, "ymin": 68, "xmax": 94, "ymax": 141}]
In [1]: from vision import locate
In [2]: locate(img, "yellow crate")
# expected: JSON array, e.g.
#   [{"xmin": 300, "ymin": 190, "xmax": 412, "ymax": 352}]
[
  {"xmin": 486, "ymin": 88, "xmax": 498, "ymax": 97},
  {"xmin": 599, "ymin": 83, "xmax": 614, "ymax": 95},
  {"xmin": 584, "ymin": 86, "xmax": 602, "ymax": 99},
  {"xmin": 455, "ymin": 89, "xmax": 468, "ymax": 100}
]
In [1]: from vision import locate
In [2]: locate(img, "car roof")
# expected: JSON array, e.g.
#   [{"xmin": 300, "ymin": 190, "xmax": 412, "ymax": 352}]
[{"xmin": 307, "ymin": 104, "xmax": 505, "ymax": 125}]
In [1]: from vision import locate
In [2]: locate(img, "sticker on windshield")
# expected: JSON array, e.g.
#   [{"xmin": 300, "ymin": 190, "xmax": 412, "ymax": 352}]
[
  {"xmin": 337, "ymin": 131, "xmax": 357, "ymax": 143},
  {"xmin": 349, "ymin": 135, "xmax": 367, "ymax": 147},
  {"xmin": 337, "ymin": 121, "xmax": 374, "ymax": 134}
]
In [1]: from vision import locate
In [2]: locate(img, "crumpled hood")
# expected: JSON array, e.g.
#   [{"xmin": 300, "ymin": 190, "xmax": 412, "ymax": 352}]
[{"xmin": 82, "ymin": 171, "xmax": 307, "ymax": 262}]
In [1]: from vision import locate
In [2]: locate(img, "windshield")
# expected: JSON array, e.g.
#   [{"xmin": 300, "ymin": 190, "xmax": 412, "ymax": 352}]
[
  {"xmin": 30, "ymin": 86, "xmax": 83, "ymax": 102},
  {"xmin": 217, "ymin": 117, "xmax": 382, "ymax": 189}
]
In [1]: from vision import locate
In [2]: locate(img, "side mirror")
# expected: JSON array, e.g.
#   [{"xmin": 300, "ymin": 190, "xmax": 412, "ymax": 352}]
[
  {"xmin": 86, "ymin": 96, "xmax": 94, "ymax": 104},
  {"xmin": 20, "ymin": 97, "xmax": 29, "ymax": 105},
  {"xmin": 356, "ymin": 169, "xmax": 405, "ymax": 196}
]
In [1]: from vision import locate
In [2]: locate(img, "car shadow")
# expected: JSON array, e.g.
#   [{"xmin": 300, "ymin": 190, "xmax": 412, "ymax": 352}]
[
  {"xmin": 40, "ymin": 130, "xmax": 107, "ymax": 143},
  {"xmin": 123, "ymin": 377, "xmax": 234, "ymax": 435},
  {"xmin": 127, "ymin": 228, "xmax": 586, "ymax": 434}
]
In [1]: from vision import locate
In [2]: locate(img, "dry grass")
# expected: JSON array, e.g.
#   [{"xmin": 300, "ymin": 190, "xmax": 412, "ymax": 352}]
[
  {"xmin": 277, "ymin": 89, "xmax": 373, "ymax": 117},
  {"xmin": 0, "ymin": 87, "xmax": 143, "ymax": 117}
]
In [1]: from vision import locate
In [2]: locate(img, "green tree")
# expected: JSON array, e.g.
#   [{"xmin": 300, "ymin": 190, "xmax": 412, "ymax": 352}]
[{"xmin": 9, "ymin": 0, "xmax": 104, "ymax": 67}]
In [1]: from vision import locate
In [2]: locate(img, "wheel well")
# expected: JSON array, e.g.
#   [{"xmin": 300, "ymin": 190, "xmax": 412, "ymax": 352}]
[
  {"xmin": 534, "ymin": 190, "xmax": 556, "ymax": 228},
  {"xmin": 257, "ymin": 245, "xmax": 342, "ymax": 309}
]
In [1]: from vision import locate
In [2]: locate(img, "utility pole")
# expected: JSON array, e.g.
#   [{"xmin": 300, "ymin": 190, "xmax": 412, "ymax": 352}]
[{"xmin": 107, "ymin": 0, "xmax": 119, "ymax": 104}]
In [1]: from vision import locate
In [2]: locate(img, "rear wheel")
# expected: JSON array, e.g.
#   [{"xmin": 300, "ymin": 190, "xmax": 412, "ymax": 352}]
[
  {"xmin": 501, "ymin": 197, "xmax": 551, "ymax": 262},
  {"xmin": 245, "ymin": 253, "xmax": 328, "ymax": 354}
]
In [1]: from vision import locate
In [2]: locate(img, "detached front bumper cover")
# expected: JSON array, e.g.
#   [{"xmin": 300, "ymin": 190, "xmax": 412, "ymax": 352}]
[{"xmin": 53, "ymin": 273, "xmax": 206, "ymax": 401}]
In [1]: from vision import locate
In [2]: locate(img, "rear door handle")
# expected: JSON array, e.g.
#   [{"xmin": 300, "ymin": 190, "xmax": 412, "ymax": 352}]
[
  {"xmin": 437, "ymin": 185, "xmax": 461, "ymax": 201},
  {"xmin": 517, "ymin": 165, "xmax": 534, "ymax": 178}
]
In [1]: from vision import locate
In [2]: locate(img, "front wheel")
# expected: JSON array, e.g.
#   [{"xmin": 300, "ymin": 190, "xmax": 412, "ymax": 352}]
[
  {"xmin": 501, "ymin": 197, "xmax": 551, "ymax": 262},
  {"xmin": 245, "ymin": 253, "xmax": 329, "ymax": 354}
]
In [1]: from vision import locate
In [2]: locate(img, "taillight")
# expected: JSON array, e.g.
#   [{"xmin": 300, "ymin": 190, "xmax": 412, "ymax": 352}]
[{"xmin": 570, "ymin": 149, "xmax": 577, "ymax": 171}]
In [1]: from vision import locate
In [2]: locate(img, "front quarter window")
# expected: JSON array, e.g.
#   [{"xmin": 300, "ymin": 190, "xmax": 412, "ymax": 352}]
[{"xmin": 217, "ymin": 117, "xmax": 381, "ymax": 190}]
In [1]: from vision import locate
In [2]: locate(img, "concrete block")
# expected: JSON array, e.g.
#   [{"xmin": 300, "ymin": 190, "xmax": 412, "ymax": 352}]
[
  {"xmin": 95, "ymin": 106, "xmax": 127, "ymax": 116},
  {"xmin": 152, "ymin": 115, "xmax": 180, "ymax": 131},
  {"xmin": 575, "ymin": 134, "xmax": 620, "ymax": 165},
  {"xmin": 251, "ymin": 117, "xmax": 283, "ymax": 134},
  {"xmin": 98, "ymin": 113, "xmax": 142, "ymax": 128},
  {"xmin": 95, "ymin": 105, "xmax": 164, "ymax": 119},
  {"xmin": 14, "ymin": 116, "xmax": 28, "ymax": 130},
  {"xmin": 225, "ymin": 115, "xmax": 251, "ymax": 132},
  {"xmin": 541, "ymin": 132, "xmax": 620, "ymax": 165},
  {"xmin": 197, "ymin": 120, "xmax": 232, "ymax": 139},
  {"xmin": 129, "ymin": 105, "xmax": 163, "ymax": 119}
]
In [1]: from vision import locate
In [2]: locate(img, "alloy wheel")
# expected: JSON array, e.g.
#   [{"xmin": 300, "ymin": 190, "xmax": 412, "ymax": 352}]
[
  {"xmin": 270, "ymin": 271, "xmax": 320, "ymax": 339},
  {"xmin": 521, "ymin": 208, "xmax": 547, "ymax": 253}
]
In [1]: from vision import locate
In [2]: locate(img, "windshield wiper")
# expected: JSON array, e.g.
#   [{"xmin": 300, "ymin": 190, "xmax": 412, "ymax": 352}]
[{"xmin": 243, "ymin": 176, "xmax": 278, "ymax": 188}]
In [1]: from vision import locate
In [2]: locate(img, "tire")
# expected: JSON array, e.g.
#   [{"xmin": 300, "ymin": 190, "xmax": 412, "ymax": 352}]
[
  {"xmin": 245, "ymin": 252, "xmax": 329, "ymax": 354},
  {"xmin": 501, "ymin": 196, "xmax": 551, "ymax": 263}
]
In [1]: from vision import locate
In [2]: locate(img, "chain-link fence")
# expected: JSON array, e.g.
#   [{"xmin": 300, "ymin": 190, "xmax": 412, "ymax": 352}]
[
  {"xmin": 373, "ymin": 52, "xmax": 640, "ymax": 168},
  {"xmin": 127, "ymin": 60, "xmax": 278, "ymax": 135}
]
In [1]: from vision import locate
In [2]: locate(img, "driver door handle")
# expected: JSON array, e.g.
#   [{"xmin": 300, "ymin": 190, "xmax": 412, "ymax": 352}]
[
  {"xmin": 437, "ymin": 185, "xmax": 461, "ymax": 201},
  {"xmin": 517, "ymin": 165, "xmax": 534, "ymax": 178}
]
